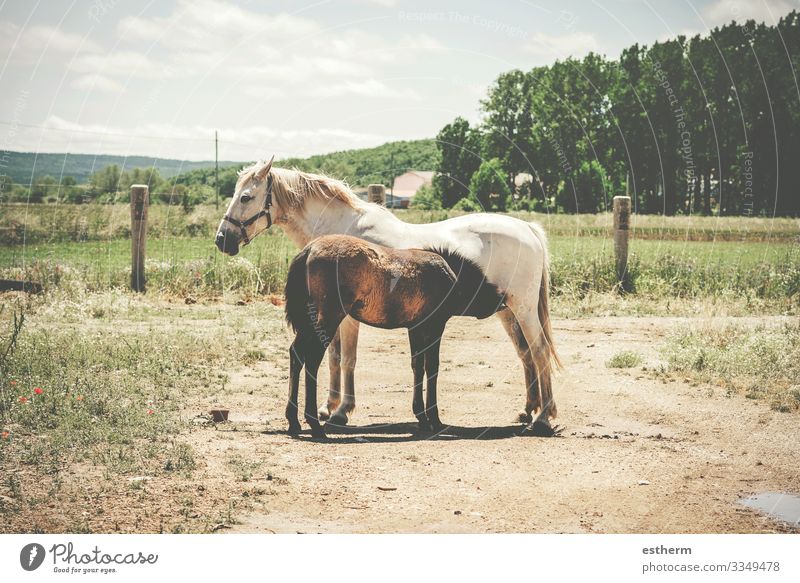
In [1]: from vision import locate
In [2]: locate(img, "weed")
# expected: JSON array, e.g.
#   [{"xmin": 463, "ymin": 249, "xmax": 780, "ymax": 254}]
[{"xmin": 606, "ymin": 351, "xmax": 644, "ymax": 368}]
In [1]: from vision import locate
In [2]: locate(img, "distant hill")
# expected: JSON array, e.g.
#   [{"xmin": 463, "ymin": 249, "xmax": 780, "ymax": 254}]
[
  {"xmin": 174, "ymin": 138, "xmax": 439, "ymax": 196},
  {"xmin": 0, "ymin": 151, "xmax": 242, "ymax": 184},
  {"xmin": 1, "ymin": 138, "xmax": 439, "ymax": 193}
]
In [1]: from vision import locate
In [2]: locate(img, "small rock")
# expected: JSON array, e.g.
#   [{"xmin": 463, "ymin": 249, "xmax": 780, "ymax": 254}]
[
  {"xmin": 454, "ymin": 510, "xmax": 462, "ymax": 515},
  {"xmin": 638, "ymin": 480, "xmax": 650, "ymax": 486},
  {"xmin": 236, "ymin": 300, "xmax": 247, "ymax": 306},
  {"xmin": 184, "ymin": 296, "xmax": 197, "ymax": 305},
  {"xmin": 377, "ymin": 486, "xmax": 397, "ymax": 491},
  {"xmin": 128, "ymin": 476, "xmax": 152, "ymax": 483}
]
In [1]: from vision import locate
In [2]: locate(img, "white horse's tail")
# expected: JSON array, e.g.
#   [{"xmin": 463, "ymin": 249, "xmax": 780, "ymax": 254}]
[{"xmin": 528, "ymin": 221, "xmax": 562, "ymax": 371}]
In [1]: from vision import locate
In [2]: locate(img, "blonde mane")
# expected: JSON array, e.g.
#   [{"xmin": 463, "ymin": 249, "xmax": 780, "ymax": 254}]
[{"xmin": 237, "ymin": 160, "xmax": 363, "ymax": 212}]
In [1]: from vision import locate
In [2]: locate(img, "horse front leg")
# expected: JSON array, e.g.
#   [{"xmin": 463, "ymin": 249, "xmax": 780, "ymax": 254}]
[
  {"xmin": 285, "ymin": 336, "xmax": 304, "ymax": 435},
  {"xmin": 408, "ymin": 329, "xmax": 429, "ymax": 431},
  {"xmin": 319, "ymin": 329, "xmax": 342, "ymax": 421},
  {"xmin": 303, "ymin": 338, "xmax": 327, "ymax": 439},
  {"xmin": 327, "ymin": 317, "xmax": 360, "ymax": 426}
]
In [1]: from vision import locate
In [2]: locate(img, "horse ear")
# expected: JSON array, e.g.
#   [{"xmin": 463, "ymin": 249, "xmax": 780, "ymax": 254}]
[{"xmin": 256, "ymin": 155, "xmax": 275, "ymax": 180}]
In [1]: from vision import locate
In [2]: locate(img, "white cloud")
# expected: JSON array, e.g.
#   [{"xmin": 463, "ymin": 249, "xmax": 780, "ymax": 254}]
[
  {"xmin": 71, "ymin": 73, "xmax": 126, "ymax": 93},
  {"xmin": 17, "ymin": 116, "xmax": 389, "ymax": 161},
  {"xmin": 0, "ymin": 22, "xmax": 100, "ymax": 61},
  {"xmin": 70, "ymin": 51, "xmax": 165, "ymax": 79},
  {"xmin": 313, "ymin": 78, "xmax": 420, "ymax": 99},
  {"xmin": 523, "ymin": 31, "xmax": 599, "ymax": 61},
  {"xmin": 703, "ymin": 0, "xmax": 796, "ymax": 26}
]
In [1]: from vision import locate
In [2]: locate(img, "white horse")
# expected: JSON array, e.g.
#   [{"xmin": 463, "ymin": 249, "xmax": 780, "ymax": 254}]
[{"xmin": 215, "ymin": 157, "xmax": 561, "ymax": 435}]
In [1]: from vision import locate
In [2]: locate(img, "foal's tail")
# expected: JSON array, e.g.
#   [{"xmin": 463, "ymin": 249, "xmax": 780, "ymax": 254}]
[
  {"xmin": 284, "ymin": 246, "xmax": 312, "ymax": 333},
  {"xmin": 528, "ymin": 222, "xmax": 563, "ymax": 371}
]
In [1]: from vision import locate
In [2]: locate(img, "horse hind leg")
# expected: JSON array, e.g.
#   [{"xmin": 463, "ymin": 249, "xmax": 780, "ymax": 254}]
[
  {"xmin": 327, "ymin": 317, "xmax": 359, "ymax": 427},
  {"xmin": 512, "ymin": 307, "xmax": 558, "ymax": 436},
  {"xmin": 498, "ymin": 310, "xmax": 540, "ymax": 423}
]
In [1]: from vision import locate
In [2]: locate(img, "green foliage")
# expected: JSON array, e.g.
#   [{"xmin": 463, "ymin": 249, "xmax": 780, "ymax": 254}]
[
  {"xmin": 409, "ymin": 184, "xmax": 442, "ymax": 210},
  {"xmin": 174, "ymin": 138, "xmax": 438, "ymax": 197},
  {"xmin": 447, "ymin": 12, "xmax": 800, "ymax": 216},
  {"xmin": 433, "ymin": 117, "xmax": 484, "ymax": 208},
  {"xmin": 451, "ymin": 197, "xmax": 482, "ymax": 212},
  {"xmin": 558, "ymin": 160, "xmax": 607, "ymax": 214},
  {"xmin": 469, "ymin": 158, "xmax": 509, "ymax": 211}
]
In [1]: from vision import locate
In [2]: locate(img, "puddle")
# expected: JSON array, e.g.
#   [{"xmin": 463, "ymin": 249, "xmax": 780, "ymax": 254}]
[{"xmin": 739, "ymin": 492, "xmax": 800, "ymax": 526}]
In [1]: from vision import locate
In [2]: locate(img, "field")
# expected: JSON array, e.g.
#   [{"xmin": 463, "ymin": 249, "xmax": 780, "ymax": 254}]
[
  {"xmin": 2, "ymin": 204, "xmax": 798, "ymax": 313},
  {"xmin": 0, "ymin": 204, "xmax": 798, "ymax": 533}
]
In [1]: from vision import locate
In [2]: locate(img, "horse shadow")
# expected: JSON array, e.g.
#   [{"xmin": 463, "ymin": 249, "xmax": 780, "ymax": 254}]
[{"xmin": 267, "ymin": 421, "xmax": 560, "ymax": 443}]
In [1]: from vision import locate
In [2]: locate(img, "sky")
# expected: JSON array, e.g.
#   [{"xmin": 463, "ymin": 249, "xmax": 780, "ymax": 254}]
[{"xmin": 0, "ymin": 0, "xmax": 796, "ymax": 161}]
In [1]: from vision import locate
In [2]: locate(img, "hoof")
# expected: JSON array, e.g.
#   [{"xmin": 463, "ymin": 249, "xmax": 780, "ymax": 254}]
[
  {"xmin": 427, "ymin": 417, "xmax": 445, "ymax": 432},
  {"xmin": 287, "ymin": 422, "xmax": 302, "ymax": 436},
  {"xmin": 318, "ymin": 408, "xmax": 331, "ymax": 421},
  {"xmin": 311, "ymin": 427, "xmax": 327, "ymax": 439},
  {"xmin": 522, "ymin": 420, "xmax": 557, "ymax": 437},
  {"xmin": 326, "ymin": 412, "xmax": 348, "ymax": 428},
  {"xmin": 416, "ymin": 419, "xmax": 432, "ymax": 433},
  {"xmin": 516, "ymin": 411, "xmax": 533, "ymax": 424}
]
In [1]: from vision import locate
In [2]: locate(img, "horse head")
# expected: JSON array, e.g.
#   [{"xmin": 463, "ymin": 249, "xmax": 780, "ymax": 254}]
[{"xmin": 215, "ymin": 155, "xmax": 275, "ymax": 255}]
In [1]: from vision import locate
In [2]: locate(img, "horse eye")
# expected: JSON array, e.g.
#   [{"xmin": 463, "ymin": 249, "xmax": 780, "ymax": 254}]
[{"xmin": 241, "ymin": 194, "xmax": 253, "ymax": 203}]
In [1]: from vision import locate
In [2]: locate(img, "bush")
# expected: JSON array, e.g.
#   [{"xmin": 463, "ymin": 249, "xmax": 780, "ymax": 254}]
[
  {"xmin": 451, "ymin": 197, "xmax": 482, "ymax": 212},
  {"xmin": 468, "ymin": 158, "xmax": 509, "ymax": 211},
  {"xmin": 410, "ymin": 184, "xmax": 442, "ymax": 210}
]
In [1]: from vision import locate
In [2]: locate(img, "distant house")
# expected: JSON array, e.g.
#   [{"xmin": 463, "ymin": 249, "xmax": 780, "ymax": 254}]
[{"xmin": 388, "ymin": 170, "xmax": 435, "ymax": 208}]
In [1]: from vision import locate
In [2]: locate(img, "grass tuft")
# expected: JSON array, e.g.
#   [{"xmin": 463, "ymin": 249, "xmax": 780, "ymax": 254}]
[{"xmin": 606, "ymin": 350, "xmax": 644, "ymax": 368}]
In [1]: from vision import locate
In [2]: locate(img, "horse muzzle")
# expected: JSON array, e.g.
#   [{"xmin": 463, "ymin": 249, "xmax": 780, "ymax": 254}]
[{"xmin": 215, "ymin": 229, "xmax": 240, "ymax": 256}]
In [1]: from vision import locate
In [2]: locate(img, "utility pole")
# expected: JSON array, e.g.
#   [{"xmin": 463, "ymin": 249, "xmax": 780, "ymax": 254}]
[
  {"xmin": 215, "ymin": 130, "xmax": 219, "ymax": 210},
  {"xmin": 388, "ymin": 151, "xmax": 394, "ymax": 208}
]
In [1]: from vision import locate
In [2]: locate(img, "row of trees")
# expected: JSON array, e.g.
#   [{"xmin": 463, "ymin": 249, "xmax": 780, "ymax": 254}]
[
  {"xmin": 429, "ymin": 12, "xmax": 800, "ymax": 216},
  {"xmin": 1, "ymin": 165, "xmax": 216, "ymax": 208}
]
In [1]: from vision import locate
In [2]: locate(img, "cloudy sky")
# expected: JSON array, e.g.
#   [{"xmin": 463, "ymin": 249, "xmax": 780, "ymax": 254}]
[{"xmin": 0, "ymin": 0, "xmax": 795, "ymax": 161}]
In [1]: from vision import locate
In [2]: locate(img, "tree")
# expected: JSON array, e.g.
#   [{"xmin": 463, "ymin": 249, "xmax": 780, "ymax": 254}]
[
  {"xmin": 433, "ymin": 117, "xmax": 484, "ymax": 208},
  {"xmin": 468, "ymin": 158, "xmax": 509, "ymax": 211},
  {"xmin": 31, "ymin": 175, "xmax": 57, "ymax": 203},
  {"xmin": 410, "ymin": 184, "xmax": 442, "ymax": 210}
]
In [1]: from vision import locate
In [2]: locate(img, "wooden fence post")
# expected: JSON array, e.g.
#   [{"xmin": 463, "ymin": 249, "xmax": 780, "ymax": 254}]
[
  {"xmin": 130, "ymin": 184, "xmax": 149, "ymax": 293},
  {"xmin": 368, "ymin": 183, "xmax": 386, "ymax": 205},
  {"xmin": 613, "ymin": 195, "xmax": 631, "ymax": 292}
]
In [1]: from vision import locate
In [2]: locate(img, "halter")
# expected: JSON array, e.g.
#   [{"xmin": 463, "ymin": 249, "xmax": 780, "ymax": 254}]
[{"xmin": 221, "ymin": 172, "xmax": 274, "ymax": 245}]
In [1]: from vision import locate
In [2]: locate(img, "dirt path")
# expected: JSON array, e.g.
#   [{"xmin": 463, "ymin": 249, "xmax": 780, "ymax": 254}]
[{"xmin": 183, "ymin": 314, "xmax": 799, "ymax": 533}]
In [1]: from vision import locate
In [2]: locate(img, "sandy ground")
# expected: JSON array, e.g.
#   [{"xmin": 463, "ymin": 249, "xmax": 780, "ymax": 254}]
[{"xmin": 178, "ymin": 313, "xmax": 799, "ymax": 534}]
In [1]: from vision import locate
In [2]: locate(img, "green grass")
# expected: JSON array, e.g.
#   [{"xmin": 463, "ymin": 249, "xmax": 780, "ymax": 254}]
[
  {"xmin": 662, "ymin": 322, "xmax": 800, "ymax": 412},
  {"xmin": 606, "ymin": 350, "xmax": 644, "ymax": 368},
  {"xmin": 0, "ymin": 304, "xmax": 221, "ymax": 476},
  {"xmin": 1, "ymin": 204, "xmax": 798, "ymax": 311}
]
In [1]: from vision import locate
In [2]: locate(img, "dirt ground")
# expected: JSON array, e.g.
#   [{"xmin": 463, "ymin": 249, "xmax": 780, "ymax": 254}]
[{"xmin": 180, "ymin": 311, "xmax": 799, "ymax": 534}]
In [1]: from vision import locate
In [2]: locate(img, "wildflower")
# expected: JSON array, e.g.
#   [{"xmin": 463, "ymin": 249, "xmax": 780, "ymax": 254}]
[
  {"xmin": 76, "ymin": 395, "xmax": 84, "ymax": 401},
  {"xmin": 1, "ymin": 431, "xmax": 9, "ymax": 439},
  {"xmin": 147, "ymin": 409, "xmax": 154, "ymax": 415},
  {"xmin": 19, "ymin": 396, "xmax": 28, "ymax": 404},
  {"xmin": 10, "ymin": 380, "xmax": 17, "ymax": 386},
  {"xmin": 34, "ymin": 387, "xmax": 43, "ymax": 395}
]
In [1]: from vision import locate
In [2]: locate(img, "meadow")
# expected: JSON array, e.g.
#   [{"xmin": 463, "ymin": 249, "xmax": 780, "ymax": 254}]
[{"xmin": 1, "ymin": 204, "xmax": 797, "ymax": 314}]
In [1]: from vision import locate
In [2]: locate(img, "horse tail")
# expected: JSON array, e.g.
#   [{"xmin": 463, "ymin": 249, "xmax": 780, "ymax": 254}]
[
  {"xmin": 528, "ymin": 221, "xmax": 562, "ymax": 371},
  {"xmin": 284, "ymin": 245, "xmax": 312, "ymax": 333}
]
